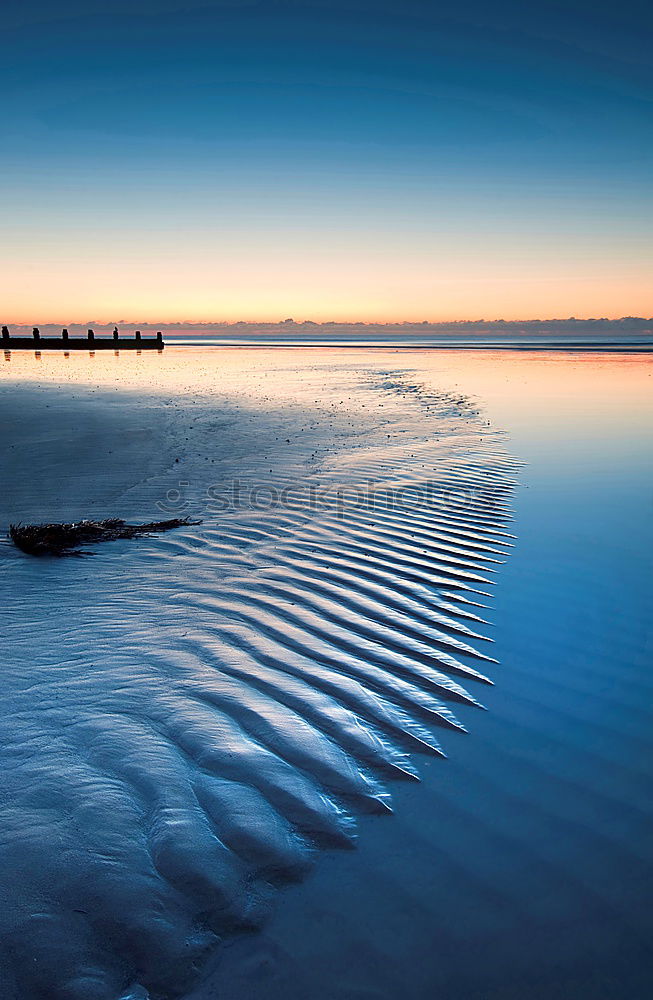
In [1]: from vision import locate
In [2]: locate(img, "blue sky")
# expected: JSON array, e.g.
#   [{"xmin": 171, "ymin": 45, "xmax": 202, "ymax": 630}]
[{"xmin": 1, "ymin": 1, "xmax": 651, "ymax": 321}]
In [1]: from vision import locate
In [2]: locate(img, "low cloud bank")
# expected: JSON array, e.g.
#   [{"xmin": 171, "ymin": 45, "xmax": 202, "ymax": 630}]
[{"xmin": 5, "ymin": 317, "xmax": 653, "ymax": 343}]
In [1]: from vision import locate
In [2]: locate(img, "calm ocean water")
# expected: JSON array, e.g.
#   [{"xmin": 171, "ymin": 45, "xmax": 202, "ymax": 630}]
[{"xmin": 196, "ymin": 350, "xmax": 653, "ymax": 1000}]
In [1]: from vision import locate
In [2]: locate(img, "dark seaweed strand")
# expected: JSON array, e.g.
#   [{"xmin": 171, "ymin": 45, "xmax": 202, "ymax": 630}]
[{"xmin": 9, "ymin": 518, "xmax": 199, "ymax": 557}]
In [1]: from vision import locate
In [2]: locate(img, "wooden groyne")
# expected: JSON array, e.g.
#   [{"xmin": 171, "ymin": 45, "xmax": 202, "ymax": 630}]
[{"xmin": 1, "ymin": 326, "xmax": 164, "ymax": 350}]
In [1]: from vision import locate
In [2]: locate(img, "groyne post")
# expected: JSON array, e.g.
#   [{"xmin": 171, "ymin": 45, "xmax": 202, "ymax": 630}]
[{"xmin": 3, "ymin": 325, "xmax": 164, "ymax": 349}]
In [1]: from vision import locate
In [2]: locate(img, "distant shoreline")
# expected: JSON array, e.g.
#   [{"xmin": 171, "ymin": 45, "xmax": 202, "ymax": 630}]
[{"xmin": 164, "ymin": 339, "xmax": 653, "ymax": 352}]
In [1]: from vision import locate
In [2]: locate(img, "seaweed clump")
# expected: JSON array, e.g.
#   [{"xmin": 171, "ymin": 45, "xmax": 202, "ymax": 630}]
[{"xmin": 9, "ymin": 517, "xmax": 197, "ymax": 557}]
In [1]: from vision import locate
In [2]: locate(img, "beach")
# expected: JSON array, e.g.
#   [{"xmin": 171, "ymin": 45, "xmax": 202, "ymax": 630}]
[{"xmin": 1, "ymin": 347, "xmax": 652, "ymax": 1000}]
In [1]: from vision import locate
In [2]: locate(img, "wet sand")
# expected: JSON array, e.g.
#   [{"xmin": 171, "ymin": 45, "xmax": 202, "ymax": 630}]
[{"xmin": 1, "ymin": 348, "xmax": 651, "ymax": 1000}]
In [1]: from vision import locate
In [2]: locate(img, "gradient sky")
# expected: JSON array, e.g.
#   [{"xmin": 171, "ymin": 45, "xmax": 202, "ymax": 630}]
[{"xmin": 1, "ymin": 0, "xmax": 651, "ymax": 323}]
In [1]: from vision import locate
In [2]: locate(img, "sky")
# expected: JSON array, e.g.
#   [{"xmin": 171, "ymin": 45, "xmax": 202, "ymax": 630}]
[{"xmin": 1, "ymin": 0, "xmax": 651, "ymax": 323}]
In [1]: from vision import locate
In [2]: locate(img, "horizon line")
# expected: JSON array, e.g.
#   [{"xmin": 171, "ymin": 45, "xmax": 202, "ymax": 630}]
[{"xmin": 3, "ymin": 316, "xmax": 653, "ymax": 329}]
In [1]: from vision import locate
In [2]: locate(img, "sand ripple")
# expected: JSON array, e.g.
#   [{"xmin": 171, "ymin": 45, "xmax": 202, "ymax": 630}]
[{"xmin": 0, "ymin": 370, "xmax": 518, "ymax": 999}]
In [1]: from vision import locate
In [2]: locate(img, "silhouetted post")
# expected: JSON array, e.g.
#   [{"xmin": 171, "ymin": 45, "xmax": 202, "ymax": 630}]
[
  {"xmin": 62, "ymin": 327, "xmax": 69, "ymax": 342},
  {"xmin": 156, "ymin": 331, "xmax": 163, "ymax": 347},
  {"xmin": 33, "ymin": 327, "xmax": 40, "ymax": 342},
  {"xmin": 135, "ymin": 330, "xmax": 142, "ymax": 344},
  {"xmin": 87, "ymin": 328, "xmax": 94, "ymax": 344},
  {"xmin": 2, "ymin": 325, "xmax": 9, "ymax": 344},
  {"xmin": 113, "ymin": 326, "xmax": 119, "ymax": 342}
]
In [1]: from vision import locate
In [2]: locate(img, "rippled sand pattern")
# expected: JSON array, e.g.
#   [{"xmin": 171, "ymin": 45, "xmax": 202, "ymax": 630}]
[{"xmin": 1, "ymin": 359, "xmax": 518, "ymax": 999}]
